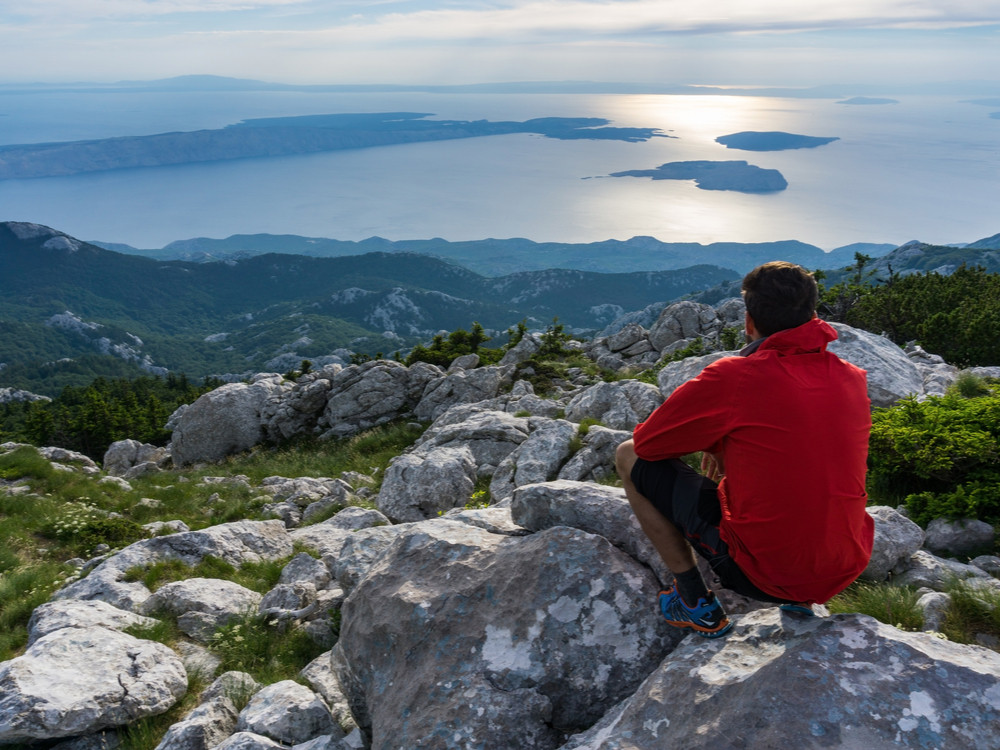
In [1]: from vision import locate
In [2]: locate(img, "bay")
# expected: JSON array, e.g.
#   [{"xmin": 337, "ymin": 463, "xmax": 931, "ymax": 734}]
[{"xmin": 0, "ymin": 90, "xmax": 997, "ymax": 251}]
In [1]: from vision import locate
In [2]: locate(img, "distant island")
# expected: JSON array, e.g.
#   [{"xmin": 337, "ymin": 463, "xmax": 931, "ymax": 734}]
[
  {"xmin": 609, "ymin": 160, "xmax": 787, "ymax": 193},
  {"xmin": 715, "ymin": 131, "xmax": 839, "ymax": 151},
  {"xmin": 837, "ymin": 97, "xmax": 899, "ymax": 105},
  {"xmin": 0, "ymin": 112, "xmax": 666, "ymax": 180}
]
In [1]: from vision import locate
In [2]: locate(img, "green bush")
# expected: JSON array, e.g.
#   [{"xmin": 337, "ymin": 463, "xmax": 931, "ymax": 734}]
[{"xmin": 867, "ymin": 387, "xmax": 1000, "ymax": 525}]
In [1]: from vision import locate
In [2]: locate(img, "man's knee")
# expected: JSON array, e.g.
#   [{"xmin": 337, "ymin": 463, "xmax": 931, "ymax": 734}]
[{"xmin": 615, "ymin": 439, "xmax": 637, "ymax": 480}]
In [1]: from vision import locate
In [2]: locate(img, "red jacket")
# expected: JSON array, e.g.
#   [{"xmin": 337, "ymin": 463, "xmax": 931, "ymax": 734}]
[{"xmin": 633, "ymin": 318, "xmax": 873, "ymax": 604}]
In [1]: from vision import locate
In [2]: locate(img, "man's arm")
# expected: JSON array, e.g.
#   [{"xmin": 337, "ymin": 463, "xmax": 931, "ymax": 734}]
[{"xmin": 632, "ymin": 358, "xmax": 738, "ymax": 461}]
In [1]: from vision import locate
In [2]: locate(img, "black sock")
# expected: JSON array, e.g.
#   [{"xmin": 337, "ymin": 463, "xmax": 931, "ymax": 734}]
[{"xmin": 674, "ymin": 566, "xmax": 710, "ymax": 607}]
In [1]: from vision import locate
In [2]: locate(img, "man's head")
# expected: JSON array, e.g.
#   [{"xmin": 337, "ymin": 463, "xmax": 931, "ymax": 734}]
[{"xmin": 741, "ymin": 261, "xmax": 818, "ymax": 337}]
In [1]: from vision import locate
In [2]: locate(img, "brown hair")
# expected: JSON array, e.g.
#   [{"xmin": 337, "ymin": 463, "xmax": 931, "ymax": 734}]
[{"xmin": 741, "ymin": 261, "xmax": 818, "ymax": 336}]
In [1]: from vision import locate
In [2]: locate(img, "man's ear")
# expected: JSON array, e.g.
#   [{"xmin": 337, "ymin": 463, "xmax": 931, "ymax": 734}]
[{"xmin": 745, "ymin": 311, "xmax": 758, "ymax": 340}]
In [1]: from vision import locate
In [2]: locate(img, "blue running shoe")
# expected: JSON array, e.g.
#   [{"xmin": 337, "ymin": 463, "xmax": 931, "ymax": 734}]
[{"xmin": 658, "ymin": 586, "xmax": 732, "ymax": 638}]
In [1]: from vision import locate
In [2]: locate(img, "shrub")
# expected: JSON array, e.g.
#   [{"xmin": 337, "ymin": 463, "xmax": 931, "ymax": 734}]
[
  {"xmin": 866, "ymin": 388, "xmax": 1000, "ymax": 525},
  {"xmin": 827, "ymin": 582, "xmax": 923, "ymax": 631}
]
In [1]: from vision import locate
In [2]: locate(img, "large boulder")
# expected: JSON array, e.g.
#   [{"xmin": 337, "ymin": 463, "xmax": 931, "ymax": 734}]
[
  {"xmin": 490, "ymin": 419, "xmax": 577, "ymax": 502},
  {"xmin": 562, "ymin": 608, "xmax": 1000, "ymax": 749},
  {"xmin": 103, "ymin": 439, "xmax": 170, "ymax": 477},
  {"xmin": 923, "ymin": 517, "xmax": 996, "ymax": 557},
  {"xmin": 861, "ymin": 505, "xmax": 926, "ymax": 582},
  {"xmin": 319, "ymin": 361, "xmax": 440, "ymax": 438},
  {"xmin": 27, "ymin": 599, "xmax": 158, "ymax": 646},
  {"xmin": 333, "ymin": 521, "xmax": 679, "ymax": 749},
  {"xmin": 140, "ymin": 578, "xmax": 263, "ymax": 641},
  {"xmin": 170, "ymin": 376, "xmax": 286, "ymax": 466},
  {"xmin": 647, "ymin": 301, "xmax": 721, "ymax": 353},
  {"xmin": 260, "ymin": 369, "xmax": 338, "ymax": 442},
  {"xmin": 0, "ymin": 627, "xmax": 187, "ymax": 742},
  {"xmin": 376, "ymin": 445, "xmax": 477, "ymax": 522},
  {"xmin": 236, "ymin": 680, "xmax": 341, "ymax": 745},
  {"xmin": 827, "ymin": 322, "xmax": 924, "ymax": 407},
  {"xmin": 415, "ymin": 365, "xmax": 515, "ymax": 422}
]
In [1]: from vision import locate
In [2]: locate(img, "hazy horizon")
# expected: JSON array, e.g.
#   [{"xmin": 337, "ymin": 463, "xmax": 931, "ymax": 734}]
[{"xmin": 1, "ymin": 1, "xmax": 999, "ymax": 88}]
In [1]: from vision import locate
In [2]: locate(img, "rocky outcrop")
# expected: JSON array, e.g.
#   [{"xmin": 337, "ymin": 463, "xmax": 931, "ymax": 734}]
[
  {"xmin": 332, "ymin": 520, "xmax": 680, "ymax": 749},
  {"xmin": 562, "ymin": 608, "xmax": 1000, "ymax": 750}
]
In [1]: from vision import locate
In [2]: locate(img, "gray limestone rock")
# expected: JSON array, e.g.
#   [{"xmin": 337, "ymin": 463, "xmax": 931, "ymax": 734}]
[
  {"xmin": 490, "ymin": 419, "xmax": 577, "ymax": 502},
  {"xmin": 171, "ymin": 377, "xmax": 286, "ymax": 465},
  {"xmin": 656, "ymin": 351, "xmax": 736, "ymax": 397},
  {"xmin": 214, "ymin": 732, "xmax": 286, "ymax": 750},
  {"xmin": 917, "ymin": 591, "xmax": 952, "ymax": 632},
  {"xmin": 322, "ymin": 506, "xmax": 390, "ymax": 531},
  {"xmin": 605, "ymin": 323, "xmax": 647, "ymax": 353},
  {"xmin": 561, "ymin": 608, "xmax": 1000, "ymax": 750},
  {"xmin": 236, "ymin": 680, "xmax": 341, "ymax": 745},
  {"xmin": 261, "ymin": 373, "xmax": 334, "ymax": 442},
  {"xmin": 320, "ymin": 360, "xmax": 439, "ymax": 438},
  {"xmin": 861, "ymin": 506, "xmax": 926, "ymax": 582},
  {"xmin": 27, "ymin": 599, "xmax": 159, "ymax": 646},
  {"xmin": 0, "ymin": 627, "xmax": 187, "ymax": 742},
  {"xmin": 893, "ymin": 550, "xmax": 995, "ymax": 590},
  {"xmin": 827, "ymin": 322, "xmax": 924, "ymax": 407},
  {"xmin": 300, "ymin": 652, "xmax": 358, "ymax": 734},
  {"xmin": 140, "ymin": 578, "xmax": 263, "ymax": 641},
  {"xmin": 647, "ymin": 301, "xmax": 721, "ymax": 353},
  {"xmin": 333, "ymin": 521, "xmax": 678, "ymax": 749},
  {"xmin": 557, "ymin": 425, "xmax": 631, "ymax": 483},
  {"xmin": 332, "ymin": 525, "xmax": 409, "ymax": 594},
  {"xmin": 53, "ymin": 520, "xmax": 291, "ymax": 612},
  {"xmin": 103, "ymin": 439, "xmax": 170, "ymax": 477},
  {"xmin": 564, "ymin": 380, "xmax": 662, "ymax": 431},
  {"xmin": 971, "ymin": 555, "xmax": 1000, "ymax": 577},
  {"xmin": 510, "ymin": 480, "xmax": 669, "ymax": 585},
  {"xmin": 279, "ymin": 552, "xmax": 333, "ymax": 589},
  {"xmin": 376, "ymin": 445, "xmax": 477, "ymax": 522},
  {"xmin": 923, "ymin": 517, "xmax": 996, "ymax": 557},
  {"xmin": 153, "ymin": 691, "xmax": 239, "ymax": 750}
]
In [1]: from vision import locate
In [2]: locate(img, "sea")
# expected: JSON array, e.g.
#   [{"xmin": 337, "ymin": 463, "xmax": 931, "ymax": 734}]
[{"xmin": 0, "ymin": 89, "xmax": 997, "ymax": 252}]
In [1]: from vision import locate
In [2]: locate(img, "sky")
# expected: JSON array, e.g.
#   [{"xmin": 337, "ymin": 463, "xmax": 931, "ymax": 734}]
[{"xmin": 1, "ymin": 0, "xmax": 999, "ymax": 87}]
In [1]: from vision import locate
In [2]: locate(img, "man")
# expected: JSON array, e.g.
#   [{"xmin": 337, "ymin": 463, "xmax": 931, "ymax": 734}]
[{"xmin": 615, "ymin": 261, "xmax": 873, "ymax": 638}]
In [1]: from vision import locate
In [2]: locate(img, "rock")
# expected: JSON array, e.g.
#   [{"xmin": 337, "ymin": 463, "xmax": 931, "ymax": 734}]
[
  {"xmin": 564, "ymin": 380, "xmax": 662, "ymax": 431},
  {"xmin": 0, "ymin": 627, "xmax": 187, "ymax": 742},
  {"xmin": 557, "ymin": 425, "xmax": 631, "ymax": 483},
  {"xmin": 376, "ymin": 445, "xmax": 477, "ymax": 522},
  {"xmin": 321, "ymin": 506, "xmax": 390, "ymax": 532},
  {"xmin": 279, "ymin": 552, "xmax": 332, "ymax": 590},
  {"xmin": 331, "ymin": 526, "xmax": 408, "ymax": 594},
  {"xmin": 320, "ymin": 361, "xmax": 439, "ymax": 438},
  {"xmin": 656, "ymin": 351, "xmax": 735, "ymax": 397},
  {"xmin": 861, "ymin": 506, "xmax": 926, "ymax": 582},
  {"xmin": 53, "ymin": 520, "xmax": 291, "ymax": 612},
  {"xmin": 170, "ymin": 378, "xmax": 285, "ymax": 465},
  {"xmin": 261, "ymin": 373, "xmax": 334, "ymax": 442},
  {"xmin": 448, "ymin": 353, "xmax": 481, "ymax": 372},
  {"xmin": 917, "ymin": 591, "xmax": 952, "ymax": 632},
  {"xmin": 971, "ymin": 555, "xmax": 1000, "ymax": 577},
  {"xmin": 647, "ymin": 301, "xmax": 721, "ymax": 353},
  {"xmin": 414, "ymin": 365, "xmax": 515, "ymax": 422},
  {"xmin": 143, "ymin": 520, "xmax": 190, "ymax": 536},
  {"xmin": 26, "ymin": 599, "xmax": 158, "ymax": 646},
  {"xmin": 153, "ymin": 685, "xmax": 239, "ymax": 750},
  {"xmin": 416, "ymin": 408, "xmax": 530, "ymax": 467},
  {"xmin": 140, "ymin": 578, "xmax": 263, "ymax": 641},
  {"xmin": 300, "ymin": 653, "xmax": 358, "ymax": 733},
  {"xmin": 924, "ymin": 517, "xmax": 996, "ymax": 557},
  {"xmin": 98, "ymin": 476, "xmax": 133, "ymax": 492},
  {"xmin": 827, "ymin": 322, "xmax": 924, "ymax": 407},
  {"xmin": 173, "ymin": 641, "xmax": 222, "ymax": 681},
  {"xmin": 214, "ymin": 732, "xmax": 286, "ymax": 750},
  {"xmin": 605, "ymin": 323, "xmax": 647, "ymax": 353},
  {"xmin": 498, "ymin": 333, "xmax": 541, "ymax": 366},
  {"xmin": 333, "ymin": 521, "xmax": 678, "ymax": 749},
  {"xmin": 893, "ymin": 550, "xmax": 994, "ymax": 590},
  {"xmin": 38, "ymin": 447, "xmax": 101, "ymax": 475},
  {"xmin": 236, "ymin": 680, "xmax": 341, "ymax": 745},
  {"xmin": 441, "ymin": 506, "xmax": 530, "ymax": 536},
  {"xmin": 562, "ymin": 608, "xmax": 1000, "ymax": 750},
  {"xmin": 103, "ymin": 440, "xmax": 169, "ymax": 477},
  {"xmin": 510, "ymin": 480, "xmax": 671, "ymax": 586},
  {"xmin": 490, "ymin": 419, "xmax": 576, "ymax": 502}
]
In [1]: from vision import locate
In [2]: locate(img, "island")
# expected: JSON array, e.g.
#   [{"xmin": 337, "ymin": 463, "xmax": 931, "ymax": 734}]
[
  {"xmin": 837, "ymin": 97, "xmax": 899, "ymax": 105},
  {"xmin": 609, "ymin": 160, "xmax": 787, "ymax": 193},
  {"xmin": 715, "ymin": 131, "xmax": 839, "ymax": 151},
  {"xmin": 0, "ymin": 113, "xmax": 666, "ymax": 180}
]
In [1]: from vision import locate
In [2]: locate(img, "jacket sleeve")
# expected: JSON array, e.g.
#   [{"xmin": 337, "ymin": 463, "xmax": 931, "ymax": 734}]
[{"xmin": 632, "ymin": 358, "xmax": 739, "ymax": 461}]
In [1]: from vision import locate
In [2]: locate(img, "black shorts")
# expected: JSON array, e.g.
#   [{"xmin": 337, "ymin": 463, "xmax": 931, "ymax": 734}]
[{"xmin": 630, "ymin": 457, "xmax": 795, "ymax": 604}]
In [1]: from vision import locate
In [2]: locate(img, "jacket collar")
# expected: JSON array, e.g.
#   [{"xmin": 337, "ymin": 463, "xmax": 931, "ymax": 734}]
[{"xmin": 751, "ymin": 317, "xmax": 837, "ymax": 356}]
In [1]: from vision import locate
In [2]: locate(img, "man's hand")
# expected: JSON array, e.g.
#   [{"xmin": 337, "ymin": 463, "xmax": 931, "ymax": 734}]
[{"xmin": 701, "ymin": 452, "xmax": 725, "ymax": 482}]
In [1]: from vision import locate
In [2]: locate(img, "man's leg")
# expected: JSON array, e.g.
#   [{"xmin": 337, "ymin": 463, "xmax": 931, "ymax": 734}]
[{"xmin": 615, "ymin": 439, "xmax": 699, "ymax": 575}]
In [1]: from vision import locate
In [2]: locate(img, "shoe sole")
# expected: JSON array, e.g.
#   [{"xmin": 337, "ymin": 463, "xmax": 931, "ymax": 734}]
[{"xmin": 779, "ymin": 603, "xmax": 815, "ymax": 617}]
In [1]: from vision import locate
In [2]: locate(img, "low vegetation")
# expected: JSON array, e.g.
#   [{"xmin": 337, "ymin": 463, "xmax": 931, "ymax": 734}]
[{"xmin": 0, "ymin": 420, "xmax": 424, "ymax": 663}]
